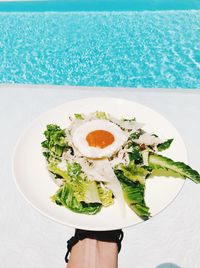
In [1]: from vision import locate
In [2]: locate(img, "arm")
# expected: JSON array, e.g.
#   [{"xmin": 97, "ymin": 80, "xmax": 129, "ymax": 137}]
[
  {"xmin": 65, "ymin": 229, "xmax": 123, "ymax": 268},
  {"xmin": 67, "ymin": 238, "xmax": 118, "ymax": 268}
]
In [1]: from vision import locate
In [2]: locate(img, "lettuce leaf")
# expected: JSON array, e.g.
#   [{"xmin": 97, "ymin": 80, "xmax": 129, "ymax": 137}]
[
  {"xmin": 157, "ymin": 139, "xmax": 173, "ymax": 152},
  {"xmin": 48, "ymin": 163, "xmax": 70, "ymax": 181},
  {"xmin": 74, "ymin": 113, "xmax": 85, "ymax": 120},
  {"xmin": 149, "ymin": 153, "xmax": 200, "ymax": 184},
  {"xmin": 95, "ymin": 111, "xmax": 108, "ymax": 120},
  {"xmin": 115, "ymin": 161, "xmax": 150, "ymax": 185},
  {"xmin": 41, "ymin": 124, "xmax": 68, "ymax": 162},
  {"xmin": 72, "ymin": 180, "xmax": 101, "ymax": 203},
  {"xmin": 51, "ymin": 184, "xmax": 102, "ymax": 215},
  {"xmin": 97, "ymin": 183, "xmax": 114, "ymax": 207},
  {"xmin": 49, "ymin": 162, "xmax": 114, "ymax": 210},
  {"xmin": 128, "ymin": 144, "xmax": 143, "ymax": 164},
  {"xmin": 115, "ymin": 170, "xmax": 150, "ymax": 220}
]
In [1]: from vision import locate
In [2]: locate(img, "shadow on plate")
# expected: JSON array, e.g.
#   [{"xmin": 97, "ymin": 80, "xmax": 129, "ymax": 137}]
[{"xmin": 155, "ymin": 263, "xmax": 182, "ymax": 268}]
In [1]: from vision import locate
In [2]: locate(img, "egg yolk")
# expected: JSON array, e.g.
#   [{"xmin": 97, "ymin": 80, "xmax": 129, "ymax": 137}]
[{"xmin": 86, "ymin": 130, "xmax": 115, "ymax": 149}]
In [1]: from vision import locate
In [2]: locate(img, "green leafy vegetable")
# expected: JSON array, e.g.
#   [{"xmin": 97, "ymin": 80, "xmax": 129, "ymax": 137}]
[
  {"xmin": 48, "ymin": 162, "xmax": 114, "ymax": 209},
  {"xmin": 95, "ymin": 111, "xmax": 108, "ymax": 120},
  {"xmin": 149, "ymin": 153, "xmax": 200, "ymax": 184},
  {"xmin": 67, "ymin": 162, "xmax": 82, "ymax": 178},
  {"xmin": 115, "ymin": 161, "xmax": 150, "ymax": 185},
  {"xmin": 115, "ymin": 170, "xmax": 150, "ymax": 220},
  {"xmin": 72, "ymin": 180, "xmax": 101, "ymax": 203},
  {"xmin": 128, "ymin": 144, "xmax": 143, "ymax": 164},
  {"xmin": 48, "ymin": 163, "xmax": 69, "ymax": 182},
  {"xmin": 41, "ymin": 124, "xmax": 67, "ymax": 162},
  {"xmin": 74, "ymin": 113, "xmax": 84, "ymax": 120},
  {"xmin": 51, "ymin": 184, "xmax": 102, "ymax": 215},
  {"xmin": 97, "ymin": 183, "xmax": 114, "ymax": 207},
  {"xmin": 157, "ymin": 139, "xmax": 174, "ymax": 151},
  {"xmin": 128, "ymin": 131, "xmax": 142, "ymax": 141}
]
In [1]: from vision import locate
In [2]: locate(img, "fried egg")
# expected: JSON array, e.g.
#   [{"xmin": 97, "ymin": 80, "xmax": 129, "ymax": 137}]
[{"xmin": 72, "ymin": 119, "xmax": 127, "ymax": 158}]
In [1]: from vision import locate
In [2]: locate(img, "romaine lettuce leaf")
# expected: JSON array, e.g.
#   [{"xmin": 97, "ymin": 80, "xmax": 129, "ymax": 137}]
[
  {"xmin": 157, "ymin": 139, "xmax": 174, "ymax": 152},
  {"xmin": 41, "ymin": 124, "xmax": 68, "ymax": 162},
  {"xmin": 149, "ymin": 153, "xmax": 200, "ymax": 184},
  {"xmin": 48, "ymin": 163, "xmax": 70, "ymax": 182},
  {"xmin": 115, "ymin": 161, "xmax": 150, "ymax": 185},
  {"xmin": 74, "ymin": 113, "xmax": 85, "ymax": 120},
  {"xmin": 97, "ymin": 183, "xmax": 114, "ymax": 207},
  {"xmin": 128, "ymin": 144, "xmax": 143, "ymax": 164},
  {"xmin": 49, "ymin": 162, "xmax": 114, "ymax": 207},
  {"xmin": 51, "ymin": 184, "xmax": 102, "ymax": 215},
  {"xmin": 115, "ymin": 170, "xmax": 150, "ymax": 220},
  {"xmin": 95, "ymin": 111, "xmax": 108, "ymax": 120},
  {"xmin": 72, "ymin": 180, "xmax": 101, "ymax": 204}
]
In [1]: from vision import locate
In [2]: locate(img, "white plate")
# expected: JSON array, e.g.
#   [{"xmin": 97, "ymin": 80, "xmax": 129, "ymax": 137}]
[{"xmin": 12, "ymin": 97, "xmax": 187, "ymax": 230}]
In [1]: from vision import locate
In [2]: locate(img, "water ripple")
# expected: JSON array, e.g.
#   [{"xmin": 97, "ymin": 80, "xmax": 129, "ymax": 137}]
[{"xmin": 0, "ymin": 11, "xmax": 200, "ymax": 88}]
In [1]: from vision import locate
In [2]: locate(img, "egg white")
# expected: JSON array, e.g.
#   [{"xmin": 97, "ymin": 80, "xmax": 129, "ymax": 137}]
[{"xmin": 72, "ymin": 119, "xmax": 127, "ymax": 158}]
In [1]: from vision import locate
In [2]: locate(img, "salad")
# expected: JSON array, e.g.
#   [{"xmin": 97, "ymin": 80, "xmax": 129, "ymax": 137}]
[{"xmin": 41, "ymin": 111, "xmax": 200, "ymax": 221}]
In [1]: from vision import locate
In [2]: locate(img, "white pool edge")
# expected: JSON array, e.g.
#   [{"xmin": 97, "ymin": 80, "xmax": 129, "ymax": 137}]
[{"xmin": 1, "ymin": 83, "xmax": 200, "ymax": 94}]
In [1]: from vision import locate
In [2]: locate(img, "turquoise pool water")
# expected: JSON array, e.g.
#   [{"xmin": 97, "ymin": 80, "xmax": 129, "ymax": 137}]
[{"xmin": 1, "ymin": 11, "xmax": 200, "ymax": 88}]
